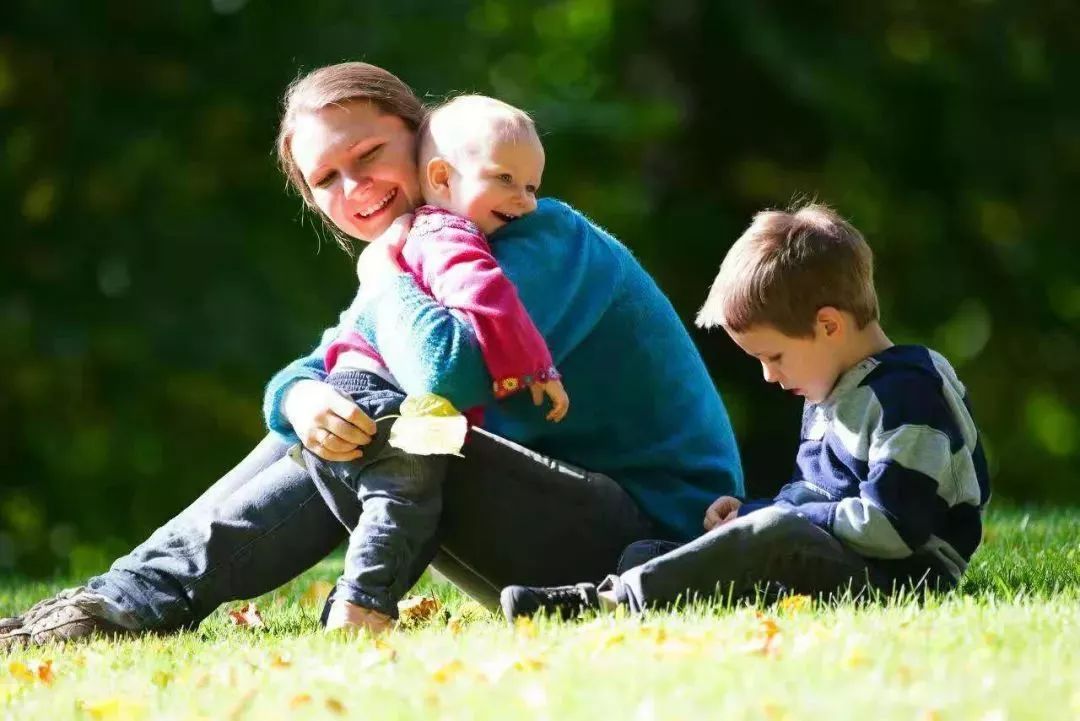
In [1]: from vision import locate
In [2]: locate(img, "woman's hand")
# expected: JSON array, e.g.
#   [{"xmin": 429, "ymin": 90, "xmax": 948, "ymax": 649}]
[
  {"xmin": 283, "ymin": 379, "xmax": 377, "ymax": 461},
  {"xmin": 703, "ymin": 495, "xmax": 742, "ymax": 531},
  {"xmin": 356, "ymin": 213, "xmax": 412, "ymax": 288}
]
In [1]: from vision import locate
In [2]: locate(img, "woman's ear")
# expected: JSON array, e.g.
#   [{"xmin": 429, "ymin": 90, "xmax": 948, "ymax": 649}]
[{"xmin": 426, "ymin": 157, "xmax": 452, "ymax": 200}]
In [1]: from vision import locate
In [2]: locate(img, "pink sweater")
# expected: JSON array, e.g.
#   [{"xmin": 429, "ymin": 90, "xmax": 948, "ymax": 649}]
[{"xmin": 325, "ymin": 205, "xmax": 559, "ymax": 405}]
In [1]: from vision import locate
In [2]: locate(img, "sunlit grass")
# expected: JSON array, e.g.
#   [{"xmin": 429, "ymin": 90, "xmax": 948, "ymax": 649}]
[{"xmin": 1, "ymin": 506, "xmax": 1077, "ymax": 720}]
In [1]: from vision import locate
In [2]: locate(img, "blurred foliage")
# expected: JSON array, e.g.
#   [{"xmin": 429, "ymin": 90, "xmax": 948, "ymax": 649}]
[{"xmin": 1, "ymin": 0, "xmax": 1077, "ymax": 576}]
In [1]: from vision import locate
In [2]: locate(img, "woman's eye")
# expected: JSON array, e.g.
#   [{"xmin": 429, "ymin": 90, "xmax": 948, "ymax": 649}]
[
  {"xmin": 358, "ymin": 144, "xmax": 383, "ymax": 162},
  {"xmin": 313, "ymin": 171, "xmax": 337, "ymax": 189}
]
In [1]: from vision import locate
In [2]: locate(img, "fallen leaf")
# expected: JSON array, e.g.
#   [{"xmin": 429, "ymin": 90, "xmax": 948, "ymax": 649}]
[
  {"xmin": 227, "ymin": 602, "xmax": 265, "ymax": 629},
  {"xmin": 300, "ymin": 580, "xmax": 335, "ymax": 609},
  {"xmin": 289, "ymin": 693, "xmax": 313, "ymax": 709},
  {"xmin": 8, "ymin": 661, "xmax": 34, "ymax": 683},
  {"xmin": 81, "ymin": 695, "xmax": 147, "ymax": 721},
  {"xmin": 269, "ymin": 652, "xmax": 292, "ymax": 669},
  {"xmin": 514, "ymin": 616, "xmax": 537, "ymax": 638},
  {"xmin": 326, "ymin": 698, "xmax": 346, "ymax": 715},
  {"xmin": 34, "ymin": 659, "xmax": 55, "ymax": 685},
  {"xmin": 430, "ymin": 659, "xmax": 466, "ymax": 684},
  {"xmin": 150, "ymin": 670, "xmax": 172, "ymax": 688},
  {"xmin": 398, "ymin": 595, "xmax": 441, "ymax": 625},
  {"xmin": 777, "ymin": 594, "xmax": 812, "ymax": 614}
]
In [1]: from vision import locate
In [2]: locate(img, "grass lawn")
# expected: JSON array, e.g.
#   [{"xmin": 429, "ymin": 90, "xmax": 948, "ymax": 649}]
[{"xmin": 1, "ymin": 506, "xmax": 1078, "ymax": 720}]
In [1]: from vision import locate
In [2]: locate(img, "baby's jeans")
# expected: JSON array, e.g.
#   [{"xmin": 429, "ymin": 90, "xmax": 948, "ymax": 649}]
[{"xmin": 303, "ymin": 369, "xmax": 448, "ymax": 619}]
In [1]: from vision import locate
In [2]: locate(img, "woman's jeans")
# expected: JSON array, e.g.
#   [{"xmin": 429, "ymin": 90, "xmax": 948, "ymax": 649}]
[{"xmin": 87, "ymin": 427, "xmax": 655, "ymax": 630}]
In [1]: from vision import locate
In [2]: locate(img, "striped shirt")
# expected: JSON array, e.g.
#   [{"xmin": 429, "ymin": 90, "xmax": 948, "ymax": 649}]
[{"xmin": 742, "ymin": 345, "xmax": 990, "ymax": 584}]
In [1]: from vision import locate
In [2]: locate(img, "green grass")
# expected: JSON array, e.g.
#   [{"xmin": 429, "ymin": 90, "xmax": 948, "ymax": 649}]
[{"xmin": 1, "ymin": 506, "xmax": 1078, "ymax": 720}]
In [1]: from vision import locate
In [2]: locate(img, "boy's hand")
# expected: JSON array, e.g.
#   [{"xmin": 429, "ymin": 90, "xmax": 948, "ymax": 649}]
[
  {"xmin": 703, "ymin": 496, "xmax": 742, "ymax": 531},
  {"xmin": 529, "ymin": 380, "xmax": 570, "ymax": 422}
]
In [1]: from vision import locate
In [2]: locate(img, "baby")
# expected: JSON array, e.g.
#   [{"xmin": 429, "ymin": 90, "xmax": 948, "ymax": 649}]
[{"xmin": 307, "ymin": 96, "xmax": 569, "ymax": 634}]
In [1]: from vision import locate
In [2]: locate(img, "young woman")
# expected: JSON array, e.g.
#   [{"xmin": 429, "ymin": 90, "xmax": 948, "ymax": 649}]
[{"xmin": 1, "ymin": 62, "xmax": 742, "ymax": 648}]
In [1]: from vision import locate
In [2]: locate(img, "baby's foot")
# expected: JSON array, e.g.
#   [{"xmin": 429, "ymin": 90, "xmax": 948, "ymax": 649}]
[{"xmin": 324, "ymin": 600, "xmax": 394, "ymax": 636}]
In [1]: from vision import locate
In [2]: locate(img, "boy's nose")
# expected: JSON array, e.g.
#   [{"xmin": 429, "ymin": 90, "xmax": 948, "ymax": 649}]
[{"xmin": 762, "ymin": 363, "xmax": 780, "ymax": 384}]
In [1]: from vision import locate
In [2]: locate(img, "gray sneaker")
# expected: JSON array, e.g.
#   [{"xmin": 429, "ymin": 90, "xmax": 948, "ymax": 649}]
[{"xmin": 0, "ymin": 588, "xmax": 136, "ymax": 653}]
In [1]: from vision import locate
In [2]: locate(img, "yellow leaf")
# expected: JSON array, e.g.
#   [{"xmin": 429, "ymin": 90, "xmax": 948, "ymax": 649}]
[
  {"xmin": 400, "ymin": 393, "xmax": 461, "ymax": 417},
  {"xmin": 33, "ymin": 659, "xmax": 54, "ymax": 685},
  {"xmin": 151, "ymin": 670, "xmax": 172, "ymax": 688},
  {"xmin": 300, "ymin": 580, "xmax": 334, "ymax": 609},
  {"xmin": 777, "ymin": 594, "xmax": 812, "ymax": 614},
  {"xmin": 269, "ymin": 652, "xmax": 292, "ymax": 669},
  {"xmin": 326, "ymin": 698, "xmax": 346, "ymax": 715},
  {"xmin": 8, "ymin": 661, "xmax": 34, "ymax": 683},
  {"xmin": 289, "ymin": 693, "xmax": 312, "ymax": 709},
  {"xmin": 430, "ymin": 659, "xmax": 466, "ymax": 683},
  {"xmin": 81, "ymin": 695, "xmax": 147, "ymax": 721},
  {"xmin": 388, "ymin": 393, "xmax": 468, "ymax": 456},
  {"xmin": 514, "ymin": 616, "xmax": 537, "ymax": 638}
]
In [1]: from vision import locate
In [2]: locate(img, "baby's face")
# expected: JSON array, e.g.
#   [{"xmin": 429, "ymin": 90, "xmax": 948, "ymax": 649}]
[{"xmin": 445, "ymin": 131, "xmax": 545, "ymax": 235}]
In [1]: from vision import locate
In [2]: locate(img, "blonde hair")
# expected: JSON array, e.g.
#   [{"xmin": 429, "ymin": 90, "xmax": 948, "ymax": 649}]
[
  {"xmin": 418, "ymin": 94, "xmax": 537, "ymax": 166},
  {"xmin": 696, "ymin": 203, "xmax": 879, "ymax": 337},
  {"xmin": 276, "ymin": 62, "xmax": 426, "ymax": 210}
]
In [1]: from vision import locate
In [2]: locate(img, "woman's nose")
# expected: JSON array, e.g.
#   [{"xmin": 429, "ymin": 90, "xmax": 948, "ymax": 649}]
[{"xmin": 343, "ymin": 173, "xmax": 372, "ymax": 198}]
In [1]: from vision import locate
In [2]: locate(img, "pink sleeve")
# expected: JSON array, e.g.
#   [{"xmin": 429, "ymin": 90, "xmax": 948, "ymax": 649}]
[{"xmin": 407, "ymin": 216, "xmax": 559, "ymax": 399}]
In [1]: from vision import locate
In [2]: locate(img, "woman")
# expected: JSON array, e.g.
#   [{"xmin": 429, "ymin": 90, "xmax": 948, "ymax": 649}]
[{"xmin": 1, "ymin": 62, "xmax": 742, "ymax": 648}]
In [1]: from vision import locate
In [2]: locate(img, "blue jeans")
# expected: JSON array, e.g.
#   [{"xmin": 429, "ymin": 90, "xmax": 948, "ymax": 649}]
[
  {"xmin": 87, "ymin": 422, "xmax": 656, "ymax": 630},
  {"xmin": 302, "ymin": 370, "xmax": 447, "ymax": 619}
]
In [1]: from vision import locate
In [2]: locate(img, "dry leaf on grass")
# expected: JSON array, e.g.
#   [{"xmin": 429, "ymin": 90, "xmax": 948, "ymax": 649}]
[
  {"xmin": 300, "ymin": 580, "xmax": 335, "ymax": 609},
  {"xmin": 227, "ymin": 602, "xmax": 265, "ymax": 629},
  {"xmin": 398, "ymin": 595, "xmax": 441, "ymax": 625}
]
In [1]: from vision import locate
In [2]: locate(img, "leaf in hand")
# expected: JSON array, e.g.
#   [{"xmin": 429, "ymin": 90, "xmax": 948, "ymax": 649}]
[{"xmin": 387, "ymin": 393, "xmax": 468, "ymax": 456}]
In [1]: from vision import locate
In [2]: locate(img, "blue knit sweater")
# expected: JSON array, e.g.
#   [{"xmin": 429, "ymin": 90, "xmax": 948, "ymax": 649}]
[{"xmin": 263, "ymin": 199, "xmax": 744, "ymax": 541}]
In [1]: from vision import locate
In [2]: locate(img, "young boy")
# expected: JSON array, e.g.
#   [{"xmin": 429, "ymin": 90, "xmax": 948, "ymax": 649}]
[{"xmin": 501, "ymin": 203, "xmax": 990, "ymax": 619}]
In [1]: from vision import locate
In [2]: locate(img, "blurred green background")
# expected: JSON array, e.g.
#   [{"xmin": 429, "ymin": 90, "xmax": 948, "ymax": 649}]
[{"xmin": 2, "ymin": 1, "xmax": 1077, "ymax": 576}]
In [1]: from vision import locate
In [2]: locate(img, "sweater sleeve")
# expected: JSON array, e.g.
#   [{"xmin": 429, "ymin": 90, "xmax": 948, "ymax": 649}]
[
  {"xmin": 261, "ymin": 322, "xmax": 340, "ymax": 443},
  {"xmin": 350, "ymin": 272, "xmax": 492, "ymax": 410},
  {"xmin": 413, "ymin": 221, "xmax": 558, "ymax": 399},
  {"xmin": 792, "ymin": 393, "xmax": 956, "ymax": 559}
]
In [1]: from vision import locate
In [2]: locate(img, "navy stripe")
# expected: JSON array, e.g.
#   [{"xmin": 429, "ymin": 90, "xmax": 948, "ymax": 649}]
[{"xmin": 862, "ymin": 461, "xmax": 949, "ymax": 550}]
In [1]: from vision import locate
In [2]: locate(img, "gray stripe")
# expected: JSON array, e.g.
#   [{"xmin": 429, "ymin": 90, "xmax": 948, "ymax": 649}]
[
  {"xmin": 832, "ymin": 497, "xmax": 912, "ymax": 559},
  {"xmin": 869, "ymin": 424, "xmax": 953, "ymax": 487}
]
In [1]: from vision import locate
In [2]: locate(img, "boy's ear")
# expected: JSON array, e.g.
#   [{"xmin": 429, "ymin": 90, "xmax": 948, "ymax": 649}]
[
  {"xmin": 426, "ymin": 157, "xmax": 452, "ymax": 197},
  {"xmin": 817, "ymin": 306, "xmax": 843, "ymax": 337}
]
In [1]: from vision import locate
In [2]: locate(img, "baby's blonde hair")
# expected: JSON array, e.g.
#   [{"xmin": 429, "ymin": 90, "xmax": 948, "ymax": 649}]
[
  {"xmin": 418, "ymin": 94, "xmax": 538, "ymax": 167},
  {"xmin": 696, "ymin": 203, "xmax": 879, "ymax": 337}
]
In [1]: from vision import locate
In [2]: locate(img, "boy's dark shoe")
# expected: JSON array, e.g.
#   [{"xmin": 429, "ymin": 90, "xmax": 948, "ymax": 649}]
[
  {"xmin": 0, "ymin": 589, "xmax": 135, "ymax": 653},
  {"xmin": 500, "ymin": 583, "xmax": 601, "ymax": 622}
]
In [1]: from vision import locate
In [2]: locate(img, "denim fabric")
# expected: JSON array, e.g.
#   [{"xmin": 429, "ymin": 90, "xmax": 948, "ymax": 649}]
[
  {"xmin": 600, "ymin": 507, "xmax": 887, "ymax": 612},
  {"xmin": 87, "ymin": 420, "xmax": 656, "ymax": 631},
  {"xmin": 302, "ymin": 370, "xmax": 447, "ymax": 619}
]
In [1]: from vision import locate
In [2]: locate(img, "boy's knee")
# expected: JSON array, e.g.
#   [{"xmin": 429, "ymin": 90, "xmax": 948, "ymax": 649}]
[{"xmin": 616, "ymin": 539, "xmax": 679, "ymax": 574}]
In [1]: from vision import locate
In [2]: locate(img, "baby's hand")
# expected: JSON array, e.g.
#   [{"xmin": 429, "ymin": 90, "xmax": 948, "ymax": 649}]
[
  {"xmin": 703, "ymin": 496, "xmax": 742, "ymax": 531},
  {"xmin": 529, "ymin": 380, "xmax": 570, "ymax": 422}
]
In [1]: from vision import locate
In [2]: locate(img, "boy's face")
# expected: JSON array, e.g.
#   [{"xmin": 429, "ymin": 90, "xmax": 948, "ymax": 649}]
[
  {"xmin": 444, "ymin": 130, "xmax": 545, "ymax": 235},
  {"xmin": 726, "ymin": 317, "xmax": 847, "ymax": 404}
]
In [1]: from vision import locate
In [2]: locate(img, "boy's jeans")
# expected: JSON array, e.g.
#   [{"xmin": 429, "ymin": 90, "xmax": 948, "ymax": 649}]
[
  {"xmin": 602, "ymin": 507, "xmax": 887, "ymax": 611},
  {"xmin": 301, "ymin": 370, "xmax": 447, "ymax": 619}
]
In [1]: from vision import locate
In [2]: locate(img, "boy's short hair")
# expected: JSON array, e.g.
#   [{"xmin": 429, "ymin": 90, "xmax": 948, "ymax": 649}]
[
  {"xmin": 696, "ymin": 203, "xmax": 879, "ymax": 337},
  {"xmin": 418, "ymin": 94, "xmax": 537, "ymax": 165}
]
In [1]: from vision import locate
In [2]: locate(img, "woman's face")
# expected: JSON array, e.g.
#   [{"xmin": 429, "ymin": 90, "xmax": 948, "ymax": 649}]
[{"xmin": 290, "ymin": 100, "xmax": 422, "ymax": 242}]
